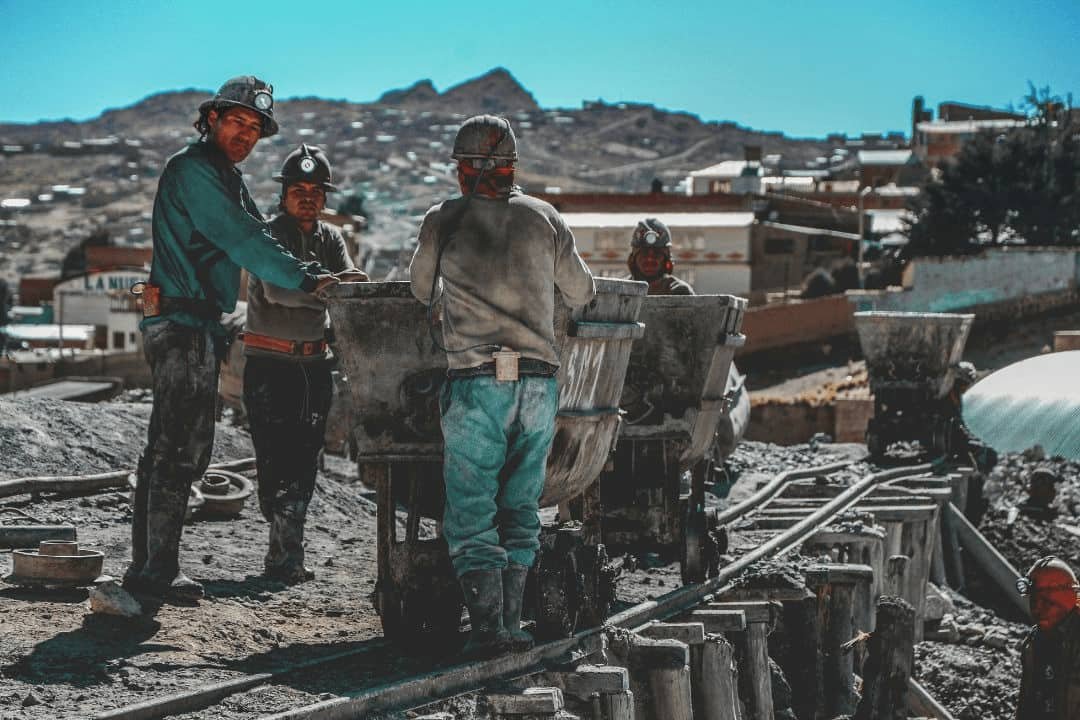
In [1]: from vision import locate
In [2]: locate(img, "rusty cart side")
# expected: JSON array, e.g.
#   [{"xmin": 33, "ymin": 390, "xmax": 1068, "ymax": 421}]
[
  {"xmin": 599, "ymin": 294, "xmax": 747, "ymax": 583},
  {"xmin": 854, "ymin": 311, "xmax": 975, "ymax": 458},
  {"xmin": 325, "ymin": 279, "xmax": 646, "ymax": 642}
]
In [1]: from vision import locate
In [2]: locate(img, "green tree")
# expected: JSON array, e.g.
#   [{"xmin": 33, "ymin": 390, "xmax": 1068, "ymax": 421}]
[{"xmin": 905, "ymin": 85, "xmax": 1079, "ymax": 257}]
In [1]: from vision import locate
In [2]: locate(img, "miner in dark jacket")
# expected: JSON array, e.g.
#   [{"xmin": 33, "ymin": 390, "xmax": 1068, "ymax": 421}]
[
  {"xmin": 243, "ymin": 144, "xmax": 367, "ymax": 584},
  {"xmin": 1017, "ymin": 556, "xmax": 1080, "ymax": 719},
  {"xmin": 125, "ymin": 77, "xmax": 338, "ymax": 601},
  {"xmin": 626, "ymin": 218, "xmax": 693, "ymax": 296}
]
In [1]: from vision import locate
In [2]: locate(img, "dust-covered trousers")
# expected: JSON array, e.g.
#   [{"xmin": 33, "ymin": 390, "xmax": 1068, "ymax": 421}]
[
  {"xmin": 131, "ymin": 321, "xmax": 220, "ymax": 584},
  {"xmin": 440, "ymin": 375, "xmax": 558, "ymax": 577},
  {"xmin": 243, "ymin": 356, "xmax": 333, "ymax": 570}
]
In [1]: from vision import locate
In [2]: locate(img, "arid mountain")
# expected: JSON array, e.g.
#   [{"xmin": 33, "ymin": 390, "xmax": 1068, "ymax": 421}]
[
  {"xmin": 377, "ymin": 68, "xmax": 541, "ymax": 114},
  {"xmin": 0, "ymin": 67, "xmax": 839, "ymax": 285}
]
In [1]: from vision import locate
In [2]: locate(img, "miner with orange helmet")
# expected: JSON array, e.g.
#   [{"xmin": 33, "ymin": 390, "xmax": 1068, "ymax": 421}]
[{"xmin": 1016, "ymin": 556, "xmax": 1080, "ymax": 719}]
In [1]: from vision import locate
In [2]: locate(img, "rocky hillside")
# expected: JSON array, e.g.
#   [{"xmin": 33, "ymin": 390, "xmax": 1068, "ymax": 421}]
[{"xmin": 0, "ymin": 67, "xmax": 836, "ymax": 285}]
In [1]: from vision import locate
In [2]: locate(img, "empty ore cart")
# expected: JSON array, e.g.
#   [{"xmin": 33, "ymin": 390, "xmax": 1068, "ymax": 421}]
[
  {"xmin": 326, "ymin": 279, "xmax": 646, "ymax": 641},
  {"xmin": 854, "ymin": 311, "xmax": 974, "ymax": 458},
  {"xmin": 598, "ymin": 293, "xmax": 747, "ymax": 583}
]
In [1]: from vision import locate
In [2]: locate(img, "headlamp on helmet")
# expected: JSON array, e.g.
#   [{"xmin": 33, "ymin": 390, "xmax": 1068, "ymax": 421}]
[
  {"xmin": 1018, "ymin": 556, "xmax": 1080, "ymax": 595},
  {"xmin": 253, "ymin": 90, "xmax": 274, "ymax": 111},
  {"xmin": 299, "ymin": 156, "xmax": 317, "ymax": 174}
]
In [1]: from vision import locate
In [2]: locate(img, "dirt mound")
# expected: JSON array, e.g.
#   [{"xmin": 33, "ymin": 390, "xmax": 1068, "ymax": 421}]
[{"xmin": 0, "ymin": 398, "xmax": 253, "ymax": 480}]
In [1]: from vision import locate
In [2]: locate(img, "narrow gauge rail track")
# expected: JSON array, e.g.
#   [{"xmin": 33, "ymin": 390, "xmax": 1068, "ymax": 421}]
[{"xmin": 94, "ymin": 459, "xmax": 939, "ymax": 720}]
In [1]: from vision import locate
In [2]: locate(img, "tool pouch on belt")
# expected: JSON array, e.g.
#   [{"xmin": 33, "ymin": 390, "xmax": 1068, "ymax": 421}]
[{"xmin": 493, "ymin": 347, "xmax": 521, "ymax": 382}]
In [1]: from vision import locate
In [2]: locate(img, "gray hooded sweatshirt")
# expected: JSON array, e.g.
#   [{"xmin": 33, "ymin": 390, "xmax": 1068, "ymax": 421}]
[{"xmin": 409, "ymin": 191, "xmax": 596, "ymax": 370}]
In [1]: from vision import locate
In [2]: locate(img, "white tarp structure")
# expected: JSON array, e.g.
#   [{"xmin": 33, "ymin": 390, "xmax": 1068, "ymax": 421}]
[{"xmin": 963, "ymin": 351, "xmax": 1080, "ymax": 460}]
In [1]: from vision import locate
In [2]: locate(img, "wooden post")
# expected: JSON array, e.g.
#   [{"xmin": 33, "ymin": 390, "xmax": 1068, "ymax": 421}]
[
  {"xmin": 639, "ymin": 623, "xmax": 707, "ymax": 720},
  {"xmin": 709, "ymin": 602, "xmax": 776, "ymax": 720},
  {"xmin": 941, "ymin": 473, "xmax": 968, "ymax": 590},
  {"xmin": 698, "ymin": 634, "xmax": 741, "ymax": 720},
  {"xmin": 854, "ymin": 596, "xmax": 916, "ymax": 720},
  {"xmin": 822, "ymin": 565, "xmax": 872, "ymax": 717},
  {"xmin": 557, "ymin": 665, "xmax": 633, "ymax": 720},
  {"xmin": 488, "ymin": 687, "xmax": 565, "ymax": 718},
  {"xmin": 627, "ymin": 636, "xmax": 693, "ymax": 720},
  {"xmin": 884, "ymin": 555, "xmax": 908, "ymax": 598}
]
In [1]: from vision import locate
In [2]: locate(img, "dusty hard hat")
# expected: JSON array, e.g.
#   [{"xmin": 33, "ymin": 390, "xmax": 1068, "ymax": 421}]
[
  {"xmin": 631, "ymin": 218, "xmax": 673, "ymax": 250},
  {"xmin": 451, "ymin": 115, "xmax": 518, "ymax": 162},
  {"xmin": 1017, "ymin": 556, "xmax": 1079, "ymax": 595},
  {"xmin": 199, "ymin": 75, "xmax": 278, "ymax": 137},
  {"xmin": 273, "ymin": 144, "xmax": 338, "ymax": 191}
]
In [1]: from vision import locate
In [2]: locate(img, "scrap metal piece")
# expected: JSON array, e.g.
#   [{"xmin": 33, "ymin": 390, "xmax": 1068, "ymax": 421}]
[
  {"xmin": 197, "ymin": 470, "xmax": 254, "ymax": 517},
  {"xmin": 4, "ymin": 540, "xmax": 105, "ymax": 588},
  {"xmin": 963, "ymin": 351, "xmax": 1080, "ymax": 461}
]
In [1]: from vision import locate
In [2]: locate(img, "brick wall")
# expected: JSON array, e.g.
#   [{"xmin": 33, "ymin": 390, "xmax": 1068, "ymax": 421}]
[{"xmin": 739, "ymin": 295, "xmax": 854, "ymax": 355}]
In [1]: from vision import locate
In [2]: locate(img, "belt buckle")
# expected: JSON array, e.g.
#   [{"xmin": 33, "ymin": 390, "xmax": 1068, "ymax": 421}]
[{"xmin": 302, "ymin": 341, "xmax": 315, "ymax": 355}]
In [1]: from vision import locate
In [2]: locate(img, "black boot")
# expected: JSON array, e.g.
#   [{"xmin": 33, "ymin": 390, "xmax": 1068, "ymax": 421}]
[
  {"xmin": 264, "ymin": 506, "xmax": 314, "ymax": 585},
  {"xmin": 459, "ymin": 569, "xmax": 510, "ymax": 659},
  {"xmin": 502, "ymin": 563, "xmax": 534, "ymax": 651}
]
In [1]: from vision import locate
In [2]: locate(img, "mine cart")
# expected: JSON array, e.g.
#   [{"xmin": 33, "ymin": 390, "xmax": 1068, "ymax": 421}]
[
  {"xmin": 326, "ymin": 279, "xmax": 646, "ymax": 642},
  {"xmin": 597, "ymin": 294, "xmax": 747, "ymax": 583},
  {"xmin": 854, "ymin": 311, "xmax": 974, "ymax": 458}
]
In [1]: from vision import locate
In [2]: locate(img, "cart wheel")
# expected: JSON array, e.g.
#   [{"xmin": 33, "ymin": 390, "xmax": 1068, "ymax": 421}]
[
  {"xmin": 533, "ymin": 540, "xmax": 581, "ymax": 640},
  {"xmin": 577, "ymin": 543, "xmax": 616, "ymax": 628},
  {"xmin": 681, "ymin": 506, "xmax": 711, "ymax": 584},
  {"xmin": 866, "ymin": 428, "xmax": 886, "ymax": 458}
]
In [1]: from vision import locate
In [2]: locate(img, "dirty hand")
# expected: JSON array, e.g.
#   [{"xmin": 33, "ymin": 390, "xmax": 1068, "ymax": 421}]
[
  {"xmin": 312, "ymin": 274, "xmax": 340, "ymax": 299},
  {"xmin": 335, "ymin": 270, "xmax": 370, "ymax": 283}
]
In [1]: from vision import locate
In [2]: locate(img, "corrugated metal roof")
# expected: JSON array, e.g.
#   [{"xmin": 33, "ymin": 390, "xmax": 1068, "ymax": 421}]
[
  {"xmin": 562, "ymin": 212, "xmax": 756, "ymax": 229},
  {"xmin": 688, "ymin": 160, "xmax": 759, "ymax": 178},
  {"xmin": 760, "ymin": 222, "xmax": 861, "ymax": 241},
  {"xmin": 856, "ymin": 149, "xmax": 914, "ymax": 166},
  {"xmin": 916, "ymin": 119, "xmax": 1026, "ymax": 134}
]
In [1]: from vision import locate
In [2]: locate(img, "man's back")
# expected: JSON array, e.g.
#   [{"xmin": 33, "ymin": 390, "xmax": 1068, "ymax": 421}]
[{"xmin": 410, "ymin": 191, "xmax": 594, "ymax": 369}]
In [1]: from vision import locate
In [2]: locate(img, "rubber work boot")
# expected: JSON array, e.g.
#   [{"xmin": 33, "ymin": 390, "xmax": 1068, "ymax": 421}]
[
  {"xmin": 122, "ymin": 572, "xmax": 204, "ymax": 601},
  {"xmin": 502, "ymin": 563, "xmax": 534, "ymax": 651},
  {"xmin": 459, "ymin": 569, "xmax": 510, "ymax": 659},
  {"xmin": 264, "ymin": 508, "xmax": 314, "ymax": 585}
]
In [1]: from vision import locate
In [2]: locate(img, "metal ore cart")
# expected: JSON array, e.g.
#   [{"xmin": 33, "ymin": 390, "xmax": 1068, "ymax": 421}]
[
  {"xmin": 325, "ymin": 279, "xmax": 646, "ymax": 641},
  {"xmin": 598, "ymin": 294, "xmax": 747, "ymax": 583},
  {"xmin": 854, "ymin": 311, "xmax": 974, "ymax": 458}
]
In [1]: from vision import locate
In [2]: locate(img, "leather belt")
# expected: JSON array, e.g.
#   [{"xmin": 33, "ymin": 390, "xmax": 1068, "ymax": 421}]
[
  {"xmin": 241, "ymin": 331, "xmax": 327, "ymax": 356},
  {"xmin": 447, "ymin": 358, "xmax": 558, "ymax": 379},
  {"xmin": 133, "ymin": 283, "xmax": 220, "ymax": 321}
]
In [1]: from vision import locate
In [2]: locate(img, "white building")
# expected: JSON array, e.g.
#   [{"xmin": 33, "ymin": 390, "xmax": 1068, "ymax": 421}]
[
  {"xmin": 562, "ymin": 212, "xmax": 755, "ymax": 295},
  {"xmin": 52, "ymin": 268, "xmax": 148, "ymax": 351}
]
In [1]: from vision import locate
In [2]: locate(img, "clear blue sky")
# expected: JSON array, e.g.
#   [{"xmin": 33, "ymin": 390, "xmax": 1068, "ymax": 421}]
[{"xmin": 3, "ymin": 0, "xmax": 1078, "ymax": 138}]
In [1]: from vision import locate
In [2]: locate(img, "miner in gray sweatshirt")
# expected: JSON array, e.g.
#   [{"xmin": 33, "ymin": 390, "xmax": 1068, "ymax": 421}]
[
  {"xmin": 410, "ymin": 115, "xmax": 595, "ymax": 658},
  {"xmin": 243, "ymin": 144, "xmax": 367, "ymax": 584}
]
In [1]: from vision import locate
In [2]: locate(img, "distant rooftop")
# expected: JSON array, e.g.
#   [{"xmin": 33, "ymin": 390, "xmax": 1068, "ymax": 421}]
[
  {"xmin": 916, "ymin": 118, "xmax": 1026, "ymax": 135},
  {"xmin": 562, "ymin": 212, "xmax": 756, "ymax": 229},
  {"xmin": 856, "ymin": 149, "xmax": 914, "ymax": 166},
  {"xmin": 687, "ymin": 160, "xmax": 761, "ymax": 179}
]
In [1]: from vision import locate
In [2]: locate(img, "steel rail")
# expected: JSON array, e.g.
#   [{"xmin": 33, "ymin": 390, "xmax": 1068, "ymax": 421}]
[
  {"xmin": 252, "ymin": 462, "xmax": 928, "ymax": 720},
  {"xmin": 711, "ymin": 457, "xmax": 865, "ymax": 527}
]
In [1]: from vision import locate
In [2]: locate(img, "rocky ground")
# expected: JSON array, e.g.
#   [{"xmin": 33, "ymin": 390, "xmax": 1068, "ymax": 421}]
[{"xmin": 0, "ymin": 396, "xmax": 1049, "ymax": 720}]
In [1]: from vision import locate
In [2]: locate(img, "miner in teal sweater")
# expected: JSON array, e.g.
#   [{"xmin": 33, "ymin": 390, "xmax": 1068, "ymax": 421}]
[{"xmin": 125, "ymin": 76, "xmax": 338, "ymax": 601}]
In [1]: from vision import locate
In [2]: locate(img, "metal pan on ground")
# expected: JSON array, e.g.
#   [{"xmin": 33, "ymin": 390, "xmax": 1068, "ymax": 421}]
[
  {"xmin": 854, "ymin": 311, "xmax": 974, "ymax": 459},
  {"xmin": 3, "ymin": 540, "xmax": 105, "ymax": 588},
  {"xmin": 196, "ymin": 470, "xmax": 255, "ymax": 517},
  {"xmin": 325, "ymin": 279, "xmax": 647, "ymax": 642},
  {"xmin": 599, "ymin": 294, "xmax": 748, "ymax": 583}
]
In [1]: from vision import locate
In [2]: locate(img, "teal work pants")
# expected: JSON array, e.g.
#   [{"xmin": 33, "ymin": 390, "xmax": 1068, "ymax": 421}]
[{"xmin": 440, "ymin": 375, "xmax": 559, "ymax": 577}]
